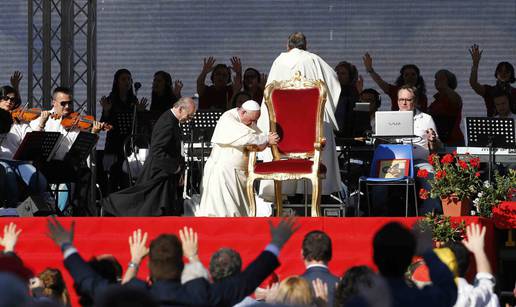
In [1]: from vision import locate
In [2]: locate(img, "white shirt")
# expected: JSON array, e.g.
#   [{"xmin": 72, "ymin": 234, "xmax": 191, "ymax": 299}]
[
  {"xmin": 0, "ymin": 123, "xmax": 31, "ymax": 159},
  {"xmin": 454, "ymin": 273, "xmax": 500, "ymax": 307},
  {"xmin": 29, "ymin": 114, "xmax": 80, "ymax": 160},
  {"xmin": 399, "ymin": 110, "xmax": 438, "ymax": 161}
]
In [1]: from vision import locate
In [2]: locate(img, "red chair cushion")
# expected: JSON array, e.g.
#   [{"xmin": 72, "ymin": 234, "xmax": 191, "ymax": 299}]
[
  {"xmin": 254, "ymin": 160, "xmax": 327, "ymax": 175},
  {"xmin": 272, "ymin": 88, "xmax": 320, "ymax": 154}
]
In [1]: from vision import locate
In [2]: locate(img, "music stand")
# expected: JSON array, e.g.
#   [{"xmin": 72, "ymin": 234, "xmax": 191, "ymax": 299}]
[
  {"xmin": 466, "ymin": 117, "xmax": 516, "ymax": 181},
  {"xmin": 13, "ymin": 132, "xmax": 61, "ymax": 161},
  {"xmin": 64, "ymin": 131, "xmax": 99, "ymax": 166},
  {"xmin": 115, "ymin": 112, "xmax": 134, "ymax": 135}
]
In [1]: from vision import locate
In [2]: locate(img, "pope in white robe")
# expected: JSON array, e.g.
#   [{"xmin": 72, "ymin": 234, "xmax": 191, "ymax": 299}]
[
  {"xmin": 196, "ymin": 100, "xmax": 279, "ymax": 217},
  {"xmin": 257, "ymin": 32, "xmax": 342, "ymax": 198}
]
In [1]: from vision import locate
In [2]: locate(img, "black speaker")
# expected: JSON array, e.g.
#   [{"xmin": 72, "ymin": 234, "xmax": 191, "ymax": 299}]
[{"xmin": 16, "ymin": 195, "xmax": 55, "ymax": 217}]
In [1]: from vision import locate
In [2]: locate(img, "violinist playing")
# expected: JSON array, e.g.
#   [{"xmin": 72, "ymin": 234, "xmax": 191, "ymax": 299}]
[
  {"xmin": 29, "ymin": 86, "xmax": 106, "ymax": 215},
  {"xmin": 0, "ymin": 82, "xmax": 52, "ymax": 208}
]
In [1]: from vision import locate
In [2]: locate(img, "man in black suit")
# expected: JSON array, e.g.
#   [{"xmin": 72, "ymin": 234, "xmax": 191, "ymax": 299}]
[
  {"xmin": 301, "ymin": 230, "xmax": 339, "ymax": 306},
  {"xmin": 103, "ymin": 97, "xmax": 196, "ymax": 216}
]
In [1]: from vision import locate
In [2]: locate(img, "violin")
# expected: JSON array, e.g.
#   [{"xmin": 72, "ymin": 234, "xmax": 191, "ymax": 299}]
[
  {"xmin": 54, "ymin": 112, "xmax": 113, "ymax": 132},
  {"xmin": 11, "ymin": 107, "xmax": 43, "ymax": 123}
]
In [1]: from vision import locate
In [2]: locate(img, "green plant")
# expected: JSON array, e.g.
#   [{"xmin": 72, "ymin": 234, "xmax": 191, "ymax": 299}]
[
  {"xmin": 419, "ymin": 213, "xmax": 466, "ymax": 243},
  {"xmin": 474, "ymin": 169, "xmax": 516, "ymax": 218},
  {"xmin": 418, "ymin": 152, "xmax": 482, "ymax": 201}
]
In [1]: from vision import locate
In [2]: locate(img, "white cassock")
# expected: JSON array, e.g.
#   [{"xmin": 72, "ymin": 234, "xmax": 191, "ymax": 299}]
[
  {"xmin": 196, "ymin": 108, "xmax": 268, "ymax": 217},
  {"xmin": 257, "ymin": 48, "xmax": 342, "ymax": 198}
]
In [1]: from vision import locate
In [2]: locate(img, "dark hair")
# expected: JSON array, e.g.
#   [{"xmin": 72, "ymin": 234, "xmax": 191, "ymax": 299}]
[
  {"xmin": 495, "ymin": 61, "xmax": 515, "ymax": 83},
  {"xmin": 95, "ymin": 284, "xmax": 158, "ymax": 307},
  {"xmin": 209, "ymin": 248, "xmax": 242, "ymax": 282},
  {"xmin": 153, "ymin": 71, "xmax": 173, "ymax": 93},
  {"xmin": 492, "ymin": 89, "xmax": 511, "ymax": 102},
  {"xmin": 446, "ymin": 242, "xmax": 470, "ymax": 277},
  {"xmin": 88, "ymin": 255, "xmax": 123, "ymax": 283},
  {"xmin": 110, "ymin": 69, "xmax": 137, "ymax": 103},
  {"xmin": 302, "ymin": 230, "xmax": 332, "ymax": 263},
  {"xmin": 231, "ymin": 91, "xmax": 251, "ymax": 108},
  {"xmin": 38, "ymin": 268, "xmax": 71, "ymax": 306},
  {"xmin": 435, "ymin": 69, "xmax": 458, "ymax": 90},
  {"xmin": 373, "ymin": 222, "xmax": 415, "ymax": 278},
  {"xmin": 243, "ymin": 68, "xmax": 261, "ymax": 92},
  {"xmin": 210, "ymin": 64, "xmax": 232, "ymax": 84},
  {"xmin": 335, "ymin": 61, "xmax": 358, "ymax": 85},
  {"xmin": 52, "ymin": 86, "xmax": 72, "ymax": 99},
  {"xmin": 0, "ymin": 109, "xmax": 13, "ymax": 133},
  {"xmin": 288, "ymin": 32, "xmax": 307, "ymax": 50},
  {"xmin": 395, "ymin": 64, "xmax": 426, "ymax": 98},
  {"xmin": 360, "ymin": 88, "xmax": 381, "ymax": 109},
  {"xmin": 334, "ymin": 266, "xmax": 374, "ymax": 307},
  {"xmin": 0, "ymin": 86, "xmax": 20, "ymax": 109},
  {"xmin": 149, "ymin": 234, "xmax": 184, "ymax": 281}
]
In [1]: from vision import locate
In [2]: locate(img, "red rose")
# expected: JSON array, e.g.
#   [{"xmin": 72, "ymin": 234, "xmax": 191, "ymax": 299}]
[
  {"xmin": 428, "ymin": 153, "xmax": 438, "ymax": 166},
  {"xmin": 419, "ymin": 188, "xmax": 429, "ymax": 200},
  {"xmin": 417, "ymin": 169, "xmax": 429, "ymax": 178},
  {"xmin": 458, "ymin": 160, "xmax": 468, "ymax": 170},
  {"xmin": 475, "ymin": 172, "xmax": 480, "ymax": 177},
  {"xmin": 470, "ymin": 157, "xmax": 480, "ymax": 168},
  {"xmin": 441, "ymin": 154, "xmax": 454, "ymax": 164},
  {"xmin": 452, "ymin": 150, "xmax": 457, "ymax": 156},
  {"xmin": 436, "ymin": 170, "xmax": 446, "ymax": 180}
]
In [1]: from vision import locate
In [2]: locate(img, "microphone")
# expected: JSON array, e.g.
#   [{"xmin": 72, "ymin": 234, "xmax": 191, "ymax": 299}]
[{"xmin": 134, "ymin": 82, "xmax": 142, "ymax": 95}]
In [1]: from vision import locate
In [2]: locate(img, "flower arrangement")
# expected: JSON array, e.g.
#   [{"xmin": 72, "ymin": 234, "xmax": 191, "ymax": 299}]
[
  {"xmin": 418, "ymin": 152, "xmax": 482, "ymax": 201},
  {"xmin": 419, "ymin": 213, "xmax": 466, "ymax": 244},
  {"xmin": 474, "ymin": 169, "xmax": 516, "ymax": 218}
]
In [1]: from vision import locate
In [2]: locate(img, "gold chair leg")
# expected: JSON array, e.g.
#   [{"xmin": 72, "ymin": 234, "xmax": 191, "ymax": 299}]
[
  {"xmin": 246, "ymin": 177, "xmax": 257, "ymax": 217},
  {"xmin": 311, "ymin": 177, "xmax": 322, "ymax": 217},
  {"xmin": 274, "ymin": 180, "xmax": 283, "ymax": 217}
]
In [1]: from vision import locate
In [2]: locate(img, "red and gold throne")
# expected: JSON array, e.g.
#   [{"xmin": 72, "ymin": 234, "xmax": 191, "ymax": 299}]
[{"xmin": 246, "ymin": 71, "xmax": 328, "ymax": 217}]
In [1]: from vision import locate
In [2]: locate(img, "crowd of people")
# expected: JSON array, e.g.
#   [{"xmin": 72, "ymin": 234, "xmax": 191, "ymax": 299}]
[
  {"xmin": 0, "ymin": 218, "xmax": 509, "ymax": 306},
  {"xmin": 0, "ymin": 32, "xmax": 515, "ymax": 217}
]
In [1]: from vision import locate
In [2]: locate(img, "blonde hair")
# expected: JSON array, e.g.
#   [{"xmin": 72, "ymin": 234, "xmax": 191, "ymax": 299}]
[
  {"xmin": 39, "ymin": 268, "xmax": 71, "ymax": 307},
  {"xmin": 270, "ymin": 276, "xmax": 314, "ymax": 306}
]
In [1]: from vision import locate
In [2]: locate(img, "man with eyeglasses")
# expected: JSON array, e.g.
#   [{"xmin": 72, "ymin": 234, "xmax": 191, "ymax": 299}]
[{"xmin": 103, "ymin": 97, "xmax": 197, "ymax": 216}]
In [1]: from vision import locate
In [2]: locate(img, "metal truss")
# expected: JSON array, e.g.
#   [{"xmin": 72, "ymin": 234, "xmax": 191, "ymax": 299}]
[{"xmin": 28, "ymin": 0, "xmax": 96, "ymax": 116}]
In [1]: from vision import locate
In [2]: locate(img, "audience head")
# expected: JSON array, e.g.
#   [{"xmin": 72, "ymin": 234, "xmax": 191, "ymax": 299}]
[
  {"xmin": 446, "ymin": 242, "xmax": 470, "ymax": 278},
  {"xmin": 111, "ymin": 68, "xmax": 135, "ymax": 97},
  {"xmin": 0, "ymin": 86, "xmax": 20, "ymax": 110},
  {"xmin": 287, "ymin": 32, "xmax": 307, "ymax": 51},
  {"xmin": 148, "ymin": 234, "xmax": 184, "ymax": 281},
  {"xmin": 231, "ymin": 91, "xmax": 252, "ymax": 108},
  {"xmin": 434, "ymin": 69, "xmax": 458, "ymax": 90},
  {"xmin": 152, "ymin": 71, "xmax": 173, "ymax": 96},
  {"xmin": 95, "ymin": 284, "xmax": 158, "ymax": 307},
  {"xmin": 0, "ymin": 272, "xmax": 29, "ymax": 307},
  {"xmin": 269, "ymin": 276, "xmax": 314, "ymax": 306},
  {"xmin": 360, "ymin": 88, "xmax": 382, "ymax": 114},
  {"xmin": 492, "ymin": 91, "xmax": 512, "ymax": 117},
  {"xmin": 210, "ymin": 64, "xmax": 231, "ymax": 88},
  {"xmin": 373, "ymin": 222, "xmax": 416, "ymax": 278},
  {"xmin": 302, "ymin": 230, "xmax": 332, "ymax": 264},
  {"xmin": 52, "ymin": 86, "xmax": 73, "ymax": 117},
  {"xmin": 243, "ymin": 68, "xmax": 261, "ymax": 92},
  {"xmin": 494, "ymin": 61, "xmax": 515, "ymax": 83},
  {"xmin": 0, "ymin": 253, "xmax": 34, "ymax": 283},
  {"xmin": 88, "ymin": 255, "xmax": 123, "ymax": 283},
  {"xmin": 335, "ymin": 61, "xmax": 358, "ymax": 87},
  {"xmin": 209, "ymin": 248, "xmax": 242, "ymax": 282},
  {"xmin": 397, "ymin": 85, "xmax": 418, "ymax": 112},
  {"xmin": 172, "ymin": 97, "xmax": 196, "ymax": 123},
  {"xmin": 238, "ymin": 100, "xmax": 261, "ymax": 126},
  {"xmin": 334, "ymin": 265, "xmax": 375, "ymax": 306},
  {"xmin": 38, "ymin": 268, "xmax": 70, "ymax": 306}
]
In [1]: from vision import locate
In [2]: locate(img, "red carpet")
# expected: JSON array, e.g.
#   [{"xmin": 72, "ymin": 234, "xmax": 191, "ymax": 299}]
[{"xmin": 0, "ymin": 216, "xmax": 494, "ymax": 305}]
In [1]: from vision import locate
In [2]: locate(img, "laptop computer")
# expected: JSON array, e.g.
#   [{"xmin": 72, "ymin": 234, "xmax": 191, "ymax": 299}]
[{"xmin": 374, "ymin": 111, "xmax": 414, "ymax": 137}]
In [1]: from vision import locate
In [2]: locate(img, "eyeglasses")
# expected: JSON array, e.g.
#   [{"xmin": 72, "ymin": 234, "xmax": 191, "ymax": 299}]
[
  {"xmin": 60, "ymin": 101, "xmax": 73, "ymax": 107},
  {"xmin": 398, "ymin": 98, "xmax": 414, "ymax": 103},
  {"xmin": 0, "ymin": 96, "xmax": 16, "ymax": 102}
]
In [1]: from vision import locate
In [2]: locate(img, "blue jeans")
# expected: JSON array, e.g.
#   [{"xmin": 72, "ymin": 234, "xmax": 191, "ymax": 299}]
[{"xmin": 0, "ymin": 160, "xmax": 49, "ymax": 207}]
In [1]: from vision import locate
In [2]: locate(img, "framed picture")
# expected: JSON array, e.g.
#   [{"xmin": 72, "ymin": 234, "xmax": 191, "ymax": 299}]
[{"xmin": 377, "ymin": 159, "xmax": 410, "ymax": 178}]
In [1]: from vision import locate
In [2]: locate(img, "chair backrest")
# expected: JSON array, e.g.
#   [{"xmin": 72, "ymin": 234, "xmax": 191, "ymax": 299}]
[
  {"xmin": 264, "ymin": 72, "xmax": 327, "ymax": 157},
  {"xmin": 369, "ymin": 144, "xmax": 414, "ymax": 178}
]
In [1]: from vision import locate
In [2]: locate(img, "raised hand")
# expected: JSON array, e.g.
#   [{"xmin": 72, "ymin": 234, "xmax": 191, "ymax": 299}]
[
  {"xmin": 469, "ymin": 44, "xmax": 483, "ymax": 66},
  {"xmin": 173, "ymin": 80, "xmax": 183, "ymax": 98},
  {"xmin": 268, "ymin": 216, "xmax": 300, "ymax": 250},
  {"xmin": 100, "ymin": 96, "xmax": 112, "ymax": 112},
  {"xmin": 232, "ymin": 74, "xmax": 242, "ymax": 91},
  {"xmin": 202, "ymin": 57, "xmax": 216, "ymax": 74},
  {"xmin": 363, "ymin": 53, "xmax": 374, "ymax": 72},
  {"xmin": 129, "ymin": 229, "xmax": 149, "ymax": 264},
  {"xmin": 313, "ymin": 278, "xmax": 329, "ymax": 305},
  {"xmin": 10, "ymin": 71, "xmax": 23, "ymax": 90},
  {"xmin": 136, "ymin": 97, "xmax": 148, "ymax": 111},
  {"xmin": 179, "ymin": 226, "xmax": 199, "ymax": 261},
  {"xmin": 462, "ymin": 223, "xmax": 486, "ymax": 255},
  {"xmin": 230, "ymin": 57, "xmax": 242, "ymax": 74},
  {"xmin": 46, "ymin": 216, "xmax": 75, "ymax": 247},
  {"xmin": 356, "ymin": 75, "xmax": 364, "ymax": 93},
  {"xmin": 0, "ymin": 222, "xmax": 22, "ymax": 252}
]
